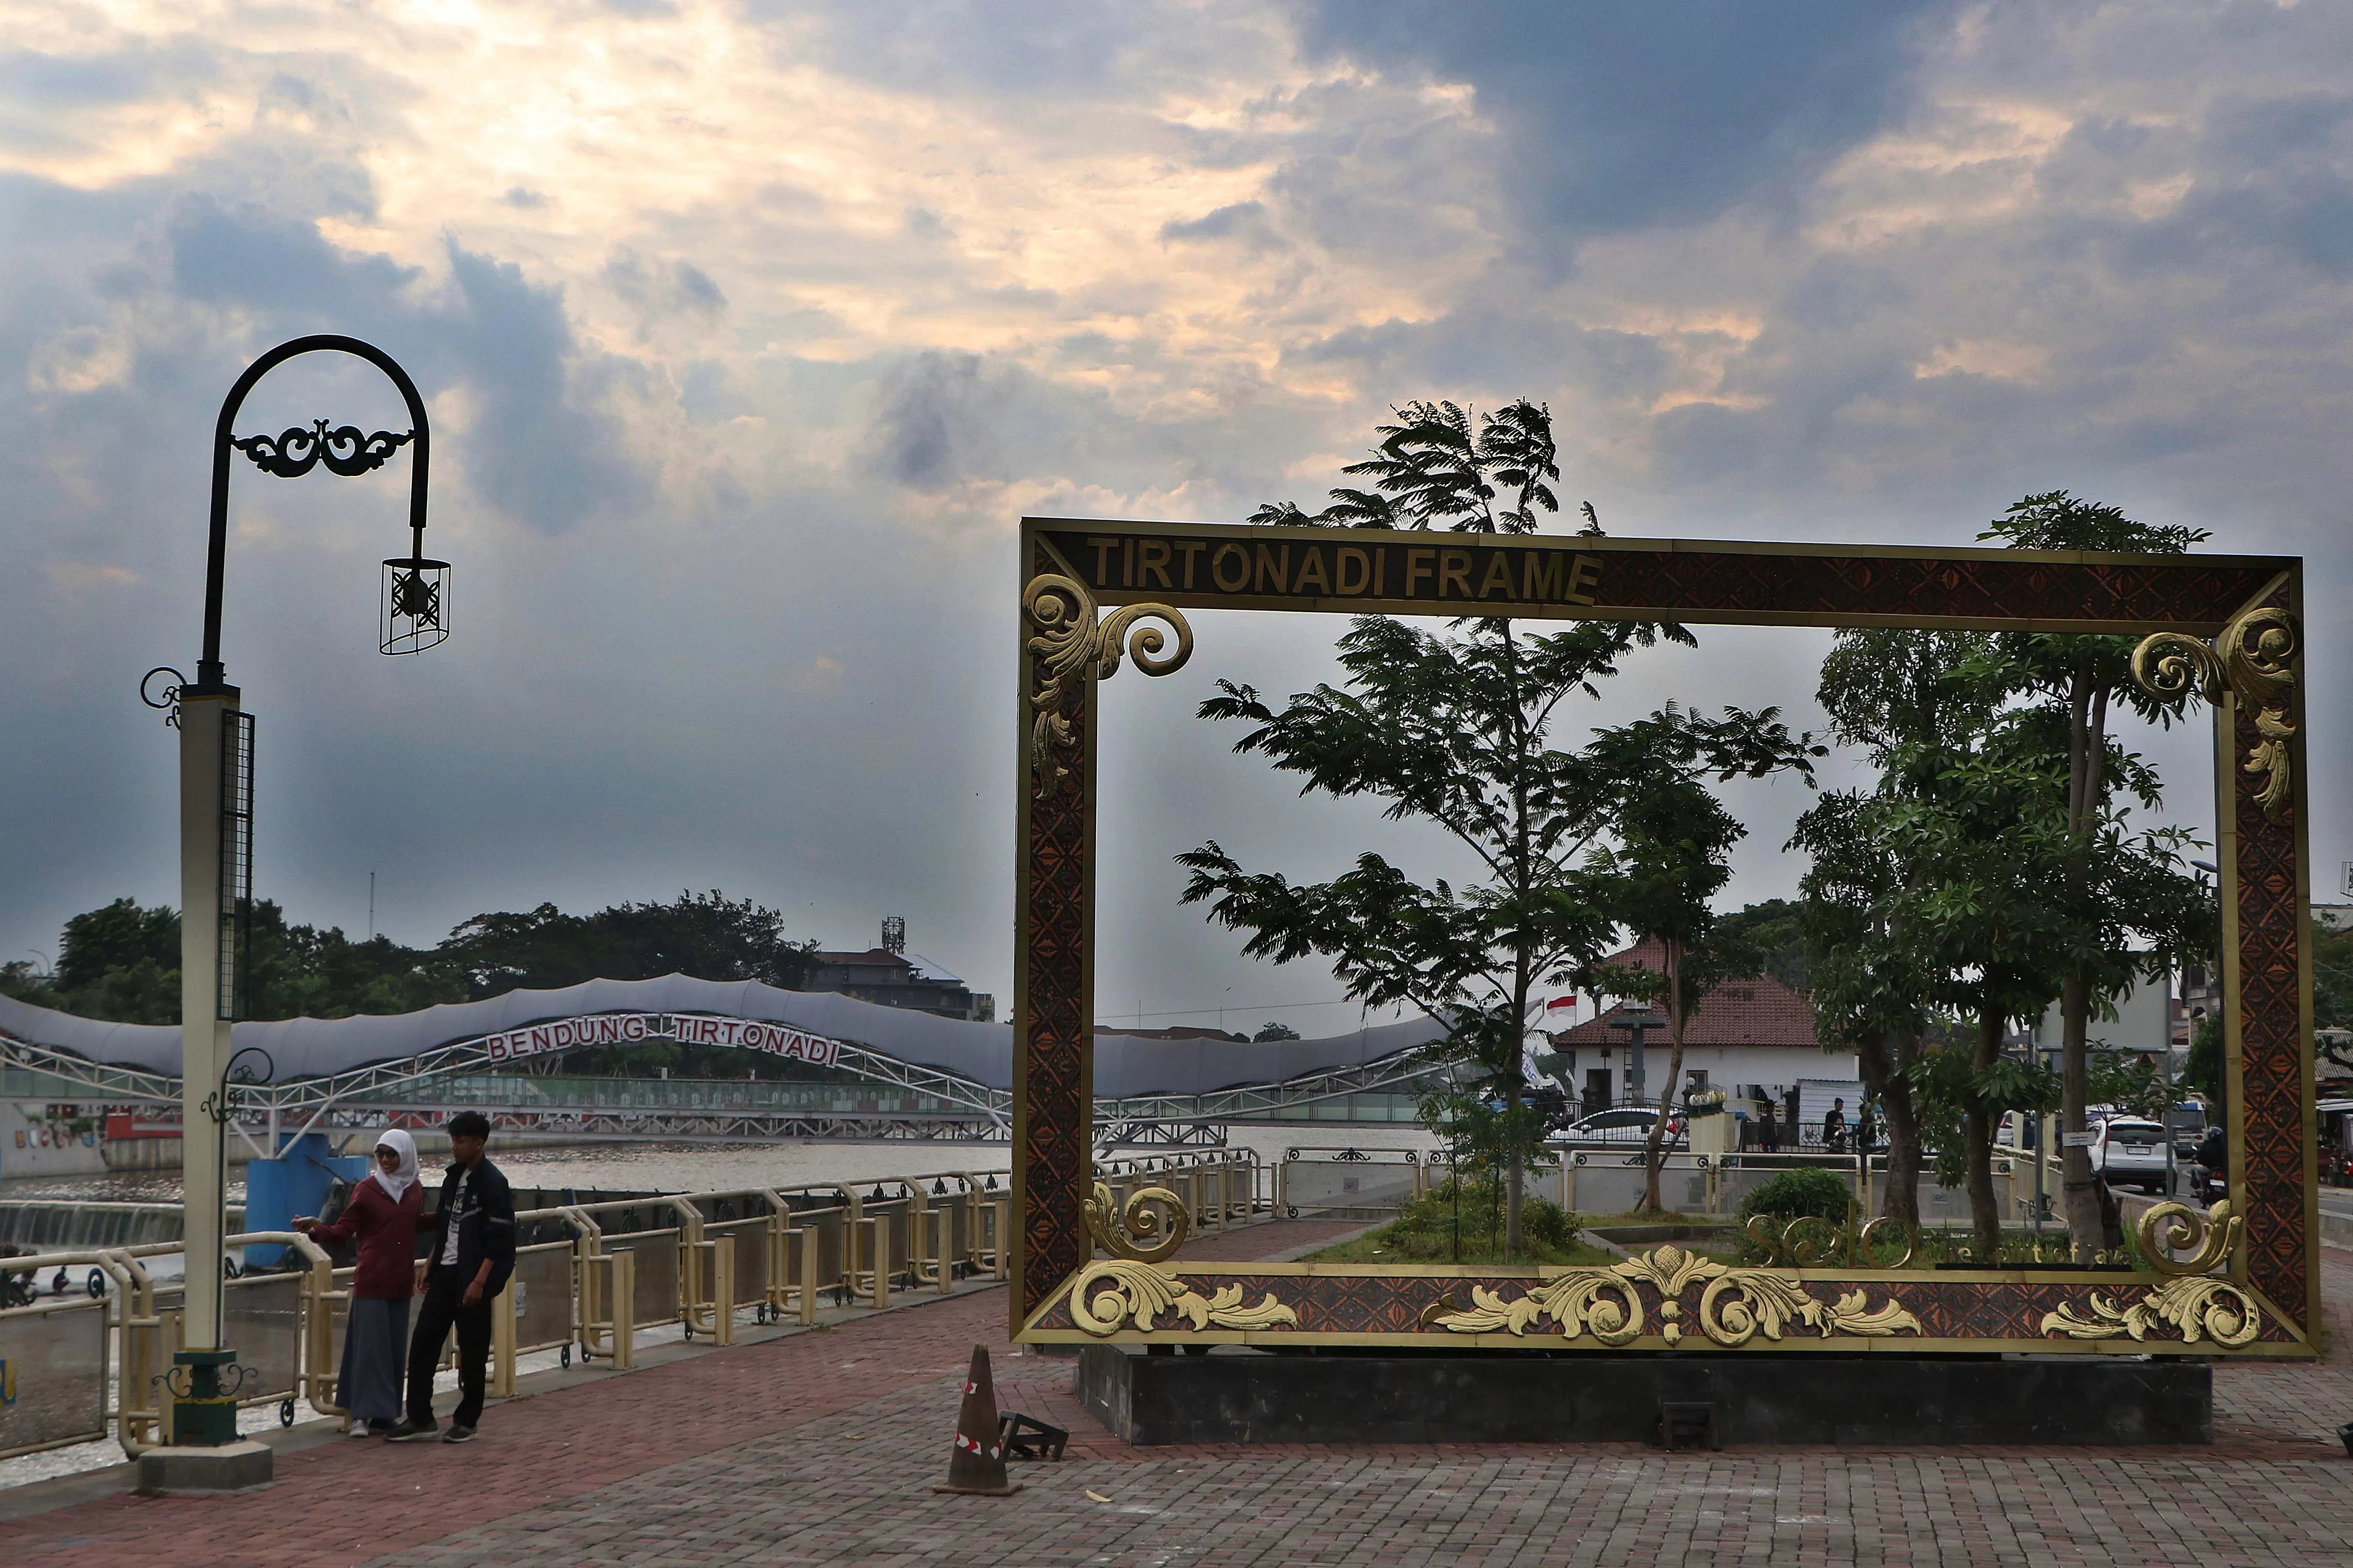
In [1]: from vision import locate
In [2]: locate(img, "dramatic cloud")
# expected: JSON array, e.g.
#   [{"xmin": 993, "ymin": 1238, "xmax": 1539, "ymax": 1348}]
[{"xmin": 1, "ymin": 0, "xmax": 2346, "ymax": 1026}]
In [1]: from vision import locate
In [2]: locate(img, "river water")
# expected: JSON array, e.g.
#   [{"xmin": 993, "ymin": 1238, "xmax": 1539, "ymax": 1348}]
[{"xmin": 0, "ymin": 1124, "xmax": 1437, "ymax": 1206}]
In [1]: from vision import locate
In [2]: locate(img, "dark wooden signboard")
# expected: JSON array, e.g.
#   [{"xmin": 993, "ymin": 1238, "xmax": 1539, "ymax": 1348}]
[{"xmin": 1014, "ymin": 518, "xmax": 2315, "ymax": 1358}]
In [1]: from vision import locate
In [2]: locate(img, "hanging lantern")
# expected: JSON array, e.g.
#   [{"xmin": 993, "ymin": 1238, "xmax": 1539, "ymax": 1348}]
[{"xmin": 380, "ymin": 553, "xmax": 451, "ymax": 655}]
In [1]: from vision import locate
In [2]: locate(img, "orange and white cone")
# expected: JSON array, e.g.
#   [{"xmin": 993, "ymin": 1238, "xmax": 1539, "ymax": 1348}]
[{"xmin": 934, "ymin": 1343, "xmax": 1021, "ymax": 1496}]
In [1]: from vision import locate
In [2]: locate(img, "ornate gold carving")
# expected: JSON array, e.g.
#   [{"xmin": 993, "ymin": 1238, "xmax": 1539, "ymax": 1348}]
[
  {"xmin": 2040, "ymin": 1275, "xmax": 2264, "ymax": 1346},
  {"xmin": 1432, "ymin": 1244, "xmax": 1921, "ymax": 1347},
  {"xmin": 1083, "ymin": 1179, "xmax": 1190, "ymax": 1264},
  {"xmin": 1746, "ymin": 1213, "xmax": 1916, "ymax": 1269},
  {"xmin": 2137, "ymin": 1199, "xmax": 2243, "ymax": 1277},
  {"xmin": 1068, "ymin": 1260, "xmax": 1298, "ymax": 1337},
  {"xmin": 1023, "ymin": 572, "xmax": 1193, "ymax": 796},
  {"xmin": 2131, "ymin": 606, "xmax": 2300, "ymax": 823}
]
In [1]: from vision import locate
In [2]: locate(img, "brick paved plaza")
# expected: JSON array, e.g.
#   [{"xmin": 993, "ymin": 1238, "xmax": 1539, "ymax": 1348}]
[{"xmin": 11, "ymin": 1223, "xmax": 2353, "ymax": 1567}]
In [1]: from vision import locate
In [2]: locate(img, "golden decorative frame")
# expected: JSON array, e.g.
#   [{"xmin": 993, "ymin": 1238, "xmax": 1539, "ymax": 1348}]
[{"xmin": 1011, "ymin": 518, "xmax": 2316, "ymax": 1358}]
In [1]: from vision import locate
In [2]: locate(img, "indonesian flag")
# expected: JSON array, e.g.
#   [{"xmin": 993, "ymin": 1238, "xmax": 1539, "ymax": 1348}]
[{"xmin": 1545, "ymin": 996, "xmax": 1580, "ymax": 1015}]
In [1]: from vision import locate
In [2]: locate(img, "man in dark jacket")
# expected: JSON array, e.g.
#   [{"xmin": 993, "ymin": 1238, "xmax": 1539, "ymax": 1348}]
[{"xmin": 389, "ymin": 1111, "xmax": 515, "ymax": 1444}]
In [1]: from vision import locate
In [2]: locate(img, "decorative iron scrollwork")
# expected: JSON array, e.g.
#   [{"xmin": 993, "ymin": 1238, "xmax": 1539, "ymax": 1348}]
[
  {"xmin": 1023, "ymin": 572, "xmax": 1191, "ymax": 796},
  {"xmin": 2136, "ymin": 1199, "xmax": 2243, "ymax": 1277},
  {"xmin": 1068, "ymin": 1260, "xmax": 1297, "ymax": 1336},
  {"xmin": 1745, "ymin": 1212, "xmax": 1916, "ymax": 1269},
  {"xmin": 2131, "ymin": 605, "xmax": 2301, "ymax": 822},
  {"xmin": 1430, "ymin": 1244, "xmax": 1923, "ymax": 1347},
  {"xmin": 233, "ymin": 420, "xmax": 414, "ymax": 478},
  {"xmin": 1083, "ymin": 1179, "xmax": 1189, "ymax": 1264},
  {"xmin": 140, "ymin": 666, "xmax": 187, "ymax": 729},
  {"xmin": 2040, "ymin": 1275, "xmax": 2264, "ymax": 1346}
]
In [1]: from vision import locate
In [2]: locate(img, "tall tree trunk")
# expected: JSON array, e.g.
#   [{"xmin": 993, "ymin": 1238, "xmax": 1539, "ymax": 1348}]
[
  {"xmin": 1965, "ymin": 1003, "xmax": 2005, "ymax": 1258},
  {"xmin": 2060, "ymin": 675, "xmax": 2109, "ymax": 1260},
  {"xmin": 1501, "ymin": 617, "xmax": 1529, "ymax": 1255},
  {"xmin": 1641, "ymin": 940, "xmax": 1685, "ymax": 1214},
  {"xmin": 1857, "ymin": 1028, "xmax": 1923, "ymax": 1227}
]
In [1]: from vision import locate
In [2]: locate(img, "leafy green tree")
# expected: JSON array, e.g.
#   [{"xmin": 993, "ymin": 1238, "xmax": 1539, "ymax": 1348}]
[
  {"xmin": 1181, "ymin": 398, "xmax": 1816, "ymax": 1250},
  {"xmin": 1585, "ymin": 768, "xmax": 1758, "ymax": 1212},
  {"xmin": 441, "ymin": 890, "xmax": 817, "ymax": 998},
  {"xmin": 1797, "ymin": 628, "xmax": 2003, "ymax": 1228},
  {"xmin": 1712, "ymin": 898, "xmax": 1810, "ymax": 991},
  {"xmin": 2182, "ymin": 1012, "xmax": 2223, "ymax": 1101},
  {"xmin": 1978, "ymin": 491, "xmax": 2215, "ymax": 1259},
  {"xmin": 13, "ymin": 890, "xmax": 819, "ymax": 1079}
]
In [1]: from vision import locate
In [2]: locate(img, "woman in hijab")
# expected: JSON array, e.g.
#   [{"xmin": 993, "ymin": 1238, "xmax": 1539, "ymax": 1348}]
[{"xmin": 297, "ymin": 1128, "xmax": 424, "ymax": 1434}]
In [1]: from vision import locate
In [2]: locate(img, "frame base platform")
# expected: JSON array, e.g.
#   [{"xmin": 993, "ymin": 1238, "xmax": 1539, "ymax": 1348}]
[{"xmin": 1077, "ymin": 1345, "xmax": 2213, "ymax": 1447}]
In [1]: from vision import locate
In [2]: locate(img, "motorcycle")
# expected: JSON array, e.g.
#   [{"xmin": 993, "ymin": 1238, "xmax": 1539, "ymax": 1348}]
[{"xmin": 2188, "ymin": 1162, "xmax": 2226, "ymax": 1207}]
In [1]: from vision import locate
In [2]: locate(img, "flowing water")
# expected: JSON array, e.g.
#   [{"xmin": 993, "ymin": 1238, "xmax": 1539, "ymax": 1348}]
[{"xmin": 0, "ymin": 1124, "xmax": 1437, "ymax": 1207}]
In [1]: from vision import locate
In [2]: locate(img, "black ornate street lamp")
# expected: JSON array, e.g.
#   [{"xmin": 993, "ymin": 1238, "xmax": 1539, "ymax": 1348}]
[{"xmin": 147, "ymin": 335, "xmax": 448, "ymax": 1468}]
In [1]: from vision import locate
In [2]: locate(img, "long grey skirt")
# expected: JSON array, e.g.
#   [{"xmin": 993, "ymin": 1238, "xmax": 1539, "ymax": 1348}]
[{"xmin": 339, "ymin": 1296, "xmax": 411, "ymax": 1424}]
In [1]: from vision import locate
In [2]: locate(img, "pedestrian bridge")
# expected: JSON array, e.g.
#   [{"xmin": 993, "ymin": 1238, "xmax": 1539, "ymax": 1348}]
[{"xmin": 0, "ymin": 975, "xmax": 1449, "ymax": 1143}]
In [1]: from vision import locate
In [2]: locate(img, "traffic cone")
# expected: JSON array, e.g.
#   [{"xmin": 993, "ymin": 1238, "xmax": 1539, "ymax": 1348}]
[{"xmin": 934, "ymin": 1343, "xmax": 1022, "ymax": 1496}]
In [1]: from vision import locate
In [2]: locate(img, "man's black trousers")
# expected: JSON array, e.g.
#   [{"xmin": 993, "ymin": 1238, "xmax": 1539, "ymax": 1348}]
[{"xmin": 406, "ymin": 1270, "xmax": 492, "ymax": 1429}]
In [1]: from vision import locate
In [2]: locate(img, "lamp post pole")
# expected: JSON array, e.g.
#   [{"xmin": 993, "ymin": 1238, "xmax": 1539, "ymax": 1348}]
[
  {"xmin": 155, "ymin": 336, "xmax": 443, "ymax": 1456},
  {"xmin": 1609, "ymin": 1011, "xmax": 1666, "ymax": 1107}
]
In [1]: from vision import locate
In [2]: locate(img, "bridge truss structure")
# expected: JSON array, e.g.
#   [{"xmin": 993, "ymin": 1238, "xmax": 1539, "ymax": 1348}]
[{"xmin": 0, "ymin": 1020, "xmax": 1448, "ymax": 1151}]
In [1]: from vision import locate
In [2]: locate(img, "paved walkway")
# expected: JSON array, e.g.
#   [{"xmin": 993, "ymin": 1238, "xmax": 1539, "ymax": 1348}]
[{"xmin": 14, "ymin": 1225, "xmax": 2353, "ymax": 1567}]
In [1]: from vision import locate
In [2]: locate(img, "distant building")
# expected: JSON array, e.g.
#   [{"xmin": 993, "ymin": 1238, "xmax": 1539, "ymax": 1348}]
[
  {"xmin": 1544, "ymin": 938, "xmax": 1857, "ymax": 1120},
  {"xmin": 808, "ymin": 949, "xmax": 993, "ymax": 1022}
]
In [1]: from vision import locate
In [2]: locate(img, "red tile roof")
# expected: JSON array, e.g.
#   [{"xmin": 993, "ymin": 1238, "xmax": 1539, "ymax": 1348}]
[{"xmin": 1549, "ymin": 938, "xmax": 1825, "ymax": 1049}]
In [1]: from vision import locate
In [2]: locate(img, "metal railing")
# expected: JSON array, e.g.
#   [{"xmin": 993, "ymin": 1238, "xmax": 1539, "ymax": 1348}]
[{"xmin": 0, "ymin": 1147, "xmax": 1263, "ymax": 1463}]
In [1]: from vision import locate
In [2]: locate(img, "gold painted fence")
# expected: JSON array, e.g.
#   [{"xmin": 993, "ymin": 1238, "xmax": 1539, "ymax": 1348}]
[{"xmin": 0, "ymin": 1149, "xmax": 1259, "ymax": 1462}]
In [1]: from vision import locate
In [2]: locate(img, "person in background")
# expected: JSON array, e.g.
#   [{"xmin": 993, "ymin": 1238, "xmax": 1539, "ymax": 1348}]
[
  {"xmin": 388, "ymin": 1111, "xmax": 514, "ymax": 1445},
  {"xmin": 296, "ymin": 1129, "xmax": 423, "ymax": 1435},
  {"xmin": 1822, "ymin": 1097, "xmax": 1849, "ymax": 1153},
  {"xmin": 1758, "ymin": 1102, "xmax": 1781, "ymax": 1154}
]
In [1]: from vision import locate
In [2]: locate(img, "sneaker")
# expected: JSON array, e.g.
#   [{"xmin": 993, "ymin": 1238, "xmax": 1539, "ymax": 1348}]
[
  {"xmin": 386, "ymin": 1420, "xmax": 439, "ymax": 1442},
  {"xmin": 441, "ymin": 1424, "xmax": 476, "ymax": 1445},
  {"xmin": 365, "ymin": 1419, "xmax": 399, "ymax": 1437}
]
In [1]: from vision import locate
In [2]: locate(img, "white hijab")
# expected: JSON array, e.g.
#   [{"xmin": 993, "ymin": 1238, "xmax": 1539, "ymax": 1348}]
[{"xmin": 367, "ymin": 1128, "xmax": 421, "ymax": 1203}]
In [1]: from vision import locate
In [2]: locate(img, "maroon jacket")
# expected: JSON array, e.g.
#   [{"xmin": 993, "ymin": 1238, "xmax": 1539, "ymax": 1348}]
[{"xmin": 312, "ymin": 1176, "xmax": 423, "ymax": 1299}]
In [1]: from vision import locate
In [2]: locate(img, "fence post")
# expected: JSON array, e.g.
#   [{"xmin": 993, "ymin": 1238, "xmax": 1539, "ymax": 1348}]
[
  {"xmin": 796, "ymin": 1226, "xmax": 820, "ymax": 1325},
  {"xmin": 711, "ymin": 1236, "xmax": 735, "ymax": 1347},
  {"xmin": 990, "ymin": 1199, "xmax": 1011, "ymax": 1279},
  {"xmin": 491, "ymin": 1271, "xmax": 518, "ymax": 1398},
  {"xmin": 609, "ymin": 1249, "xmax": 635, "ymax": 1370}
]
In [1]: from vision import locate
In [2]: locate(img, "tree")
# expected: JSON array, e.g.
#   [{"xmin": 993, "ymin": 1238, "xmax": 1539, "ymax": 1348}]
[
  {"xmin": 1251, "ymin": 1021, "xmax": 1302, "ymax": 1042},
  {"xmin": 1979, "ymin": 491, "xmax": 2215, "ymax": 1260},
  {"xmin": 1583, "ymin": 767, "xmax": 1757, "ymax": 1212},
  {"xmin": 1180, "ymin": 399, "xmax": 1818, "ymax": 1252},
  {"xmin": 1712, "ymin": 898, "xmax": 1810, "ymax": 991},
  {"xmin": 1797, "ymin": 628, "xmax": 2001, "ymax": 1229},
  {"xmin": 12, "ymin": 889, "xmax": 820, "ymax": 1077}
]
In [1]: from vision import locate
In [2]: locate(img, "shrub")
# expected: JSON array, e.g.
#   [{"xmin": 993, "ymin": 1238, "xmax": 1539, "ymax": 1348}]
[
  {"xmin": 1735, "ymin": 1167, "xmax": 1854, "ymax": 1231},
  {"xmin": 1370, "ymin": 1178, "xmax": 1585, "ymax": 1264}
]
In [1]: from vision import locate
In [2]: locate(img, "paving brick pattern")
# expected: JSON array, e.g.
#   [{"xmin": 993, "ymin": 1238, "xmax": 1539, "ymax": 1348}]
[{"xmin": 16, "ymin": 1223, "xmax": 2353, "ymax": 1567}]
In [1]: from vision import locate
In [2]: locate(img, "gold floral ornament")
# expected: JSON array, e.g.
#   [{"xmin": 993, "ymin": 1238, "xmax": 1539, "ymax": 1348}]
[
  {"xmin": 1083, "ymin": 1179, "xmax": 1190, "ymax": 1264},
  {"xmin": 2131, "ymin": 605, "xmax": 2300, "ymax": 823},
  {"xmin": 2137, "ymin": 1199, "xmax": 2242, "ymax": 1276},
  {"xmin": 1432, "ymin": 1244, "xmax": 1921, "ymax": 1348},
  {"xmin": 1745, "ymin": 1212, "xmax": 1916, "ymax": 1269},
  {"xmin": 1068, "ymin": 1260, "xmax": 1298, "ymax": 1337},
  {"xmin": 1023, "ymin": 572, "xmax": 1192, "ymax": 797},
  {"xmin": 2040, "ymin": 1276, "xmax": 2264, "ymax": 1347}
]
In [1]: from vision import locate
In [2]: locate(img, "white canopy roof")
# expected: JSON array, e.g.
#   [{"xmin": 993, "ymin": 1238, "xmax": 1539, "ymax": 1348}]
[{"xmin": 0, "ymin": 976, "xmax": 1443, "ymax": 1099}]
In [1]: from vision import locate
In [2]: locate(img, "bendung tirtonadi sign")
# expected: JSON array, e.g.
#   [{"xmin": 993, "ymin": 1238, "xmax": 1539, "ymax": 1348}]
[{"xmin": 479, "ymin": 1013, "xmax": 842, "ymax": 1068}]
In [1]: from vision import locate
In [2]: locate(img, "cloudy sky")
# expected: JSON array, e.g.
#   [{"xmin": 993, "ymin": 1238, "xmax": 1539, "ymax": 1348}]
[{"xmin": 3, "ymin": 0, "xmax": 2346, "ymax": 1035}]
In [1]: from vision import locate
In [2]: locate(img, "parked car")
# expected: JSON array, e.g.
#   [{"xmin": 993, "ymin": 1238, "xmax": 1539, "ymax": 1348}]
[
  {"xmin": 1549, "ymin": 1107, "xmax": 1682, "ymax": 1149},
  {"xmin": 2090, "ymin": 1116, "xmax": 2171, "ymax": 1194}
]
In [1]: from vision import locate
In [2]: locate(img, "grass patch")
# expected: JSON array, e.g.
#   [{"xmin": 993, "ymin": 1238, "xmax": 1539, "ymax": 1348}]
[{"xmin": 1299, "ymin": 1178, "xmax": 1617, "ymax": 1268}]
